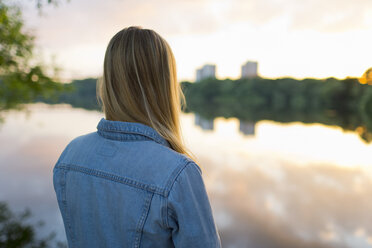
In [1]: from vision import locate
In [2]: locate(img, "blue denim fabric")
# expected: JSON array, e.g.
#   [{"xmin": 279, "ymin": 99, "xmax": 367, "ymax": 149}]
[{"xmin": 53, "ymin": 118, "xmax": 222, "ymax": 248}]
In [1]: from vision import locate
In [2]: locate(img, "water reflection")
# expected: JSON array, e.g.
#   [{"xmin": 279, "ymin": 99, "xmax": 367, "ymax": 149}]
[
  {"xmin": 239, "ymin": 120, "xmax": 256, "ymax": 136},
  {"xmin": 195, "ymin": 113, "xmax": 215, "ymax": 130},
  {"xmin": 1, "ymin": 104, "xmax": 372, "ymax": 248},
  {"xmin": 199, "ymin": 155, "xmax": 372, "ymax": 248},
  {"xmin": 184, "ymin": 113, "xmax": 372, "ymax": 248}
]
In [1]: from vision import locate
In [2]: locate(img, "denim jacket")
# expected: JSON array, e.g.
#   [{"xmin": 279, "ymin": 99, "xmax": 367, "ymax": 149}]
[{"xmin": 53, "ymin": 118, "xmax": 222, "ymax": 248}]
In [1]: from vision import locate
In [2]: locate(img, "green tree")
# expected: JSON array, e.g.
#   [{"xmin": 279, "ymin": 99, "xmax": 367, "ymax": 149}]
[
  {"xmin": 0, "ymin": 201, "xmax": 66, "ymax": 248},
  {"xmin": 0, "ymin": 0, "xmax": 63, "ymax": 111}
]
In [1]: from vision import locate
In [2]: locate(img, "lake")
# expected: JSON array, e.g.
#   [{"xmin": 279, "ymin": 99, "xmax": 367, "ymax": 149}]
[{"xmin": 1, "ymin": 103, "xmax": 371, "ymax": 248}]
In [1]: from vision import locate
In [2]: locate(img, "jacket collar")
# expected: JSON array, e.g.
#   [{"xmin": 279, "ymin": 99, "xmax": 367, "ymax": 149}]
[{"xmin": 97, "ymin": 118, "xmax": 171, "ymax": 148}]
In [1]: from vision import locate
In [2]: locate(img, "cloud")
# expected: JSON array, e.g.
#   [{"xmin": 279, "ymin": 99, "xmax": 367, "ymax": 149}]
[
  {"xmin": 23, "ymin": 0, "xmax": 223, "ymax": 48},
  {"xmin": 23, "ymin": 0, "xmax": 372, "ymax": 50},
  {"xmin": 20, "ymin": 0, "xmax": 372, "ymax": 80},
  {"xmin": 288, "ymin": 0, "xmax": 372, "ymax": 32},
  {"xmin": 225, "ymin": 0, "xmax": 372, "ymax": 32}
]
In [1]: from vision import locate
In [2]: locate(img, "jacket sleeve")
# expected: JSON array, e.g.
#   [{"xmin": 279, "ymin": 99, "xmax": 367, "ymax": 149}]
[{"xmin": 166, "ymin": 162, "xmax": 222, "ymax": 248}]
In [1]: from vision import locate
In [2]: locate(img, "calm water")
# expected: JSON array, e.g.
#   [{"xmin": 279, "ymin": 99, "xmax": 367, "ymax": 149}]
[{"xmin": 1, "ymin": 103, "xmax": 372, "ymax": 248}]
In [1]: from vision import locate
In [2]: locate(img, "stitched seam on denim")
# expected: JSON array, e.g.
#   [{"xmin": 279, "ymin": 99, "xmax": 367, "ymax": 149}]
[
  {"xmin": 160, "ymin": 195, "xmax": 168, "ymax": 229},
  {"xmin": 56, "ymin": 163, "xmax": 166, "ymax": 196},
  {"xmin": 98, "ymin": 122, "xmax": 166, "ymax": 145},
  {"xmin": 164, "ymin": 159, "xmax": 191, "ymax": 197},
  {"xmin": 60, "ymin": 169, "xmax": 75, "ymax": 247},
  {"xmin": 97, "ymin": 131, "xmax": 173, "ymax": 152},
  {"xmin": 165, "ymin": 196, "xmax": 170, "ymax": 229},
  {"xmin": 164, "ymin": 160, "xmax": 193, "ymax": 228},
  {"xmin": 97, "ymin": 130, "xmax": 152, "ymax": 142},
  {"xmin": 103, "ymin": 126, "xmax": 155, "ymax": 139},
  {"xmin": 133, "ymin": 192, "xmax": 154, "ymax": 248}
]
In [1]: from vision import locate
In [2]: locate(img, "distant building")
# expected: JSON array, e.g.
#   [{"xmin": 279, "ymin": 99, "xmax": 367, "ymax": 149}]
[
  {"xmin": 196, "ymin": 64, "xmax": 216, "ymax": 82},
  {"xmin": 194, "ymin": 113, "xmax": 214, "ymax": 130},
  {"xmin": 241, "ymin": 61, "xmax": 258, "ymax": 79},
  {"xmin": 239, "ymin": 120, "xmax": 256, "ymax": 136}
]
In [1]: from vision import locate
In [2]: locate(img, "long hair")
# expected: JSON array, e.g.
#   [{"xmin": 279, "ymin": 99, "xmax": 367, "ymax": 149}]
[{"xmin": 97, "ymin": 26, "xmax": 197, "ymax": 162}]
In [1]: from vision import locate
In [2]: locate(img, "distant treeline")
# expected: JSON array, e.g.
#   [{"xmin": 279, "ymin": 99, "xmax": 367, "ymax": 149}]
[
  {"xmin": 181, "ymin": 77, "xmax": 372, "ymax": 141},
  {"xmin": 39, "ymin": 76, "xmax": 372, "ymax": 142},
  {"xmin": 39, "ymin": 78, "xmax": 100, "ymax": 111}
]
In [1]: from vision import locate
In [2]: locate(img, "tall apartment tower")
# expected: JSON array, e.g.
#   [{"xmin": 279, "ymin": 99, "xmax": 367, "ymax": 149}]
[
  {"xmin": 196, "ymin": 64, "xmax": 216, "ymax": 82},
  {"xmin": 241, "ymin": 61, "xmax": 258, "ymax": 78}
]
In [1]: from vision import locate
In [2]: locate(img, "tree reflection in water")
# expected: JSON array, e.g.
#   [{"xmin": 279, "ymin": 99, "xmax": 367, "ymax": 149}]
[{"xmin": 1, "ymin": 104, "xmax": 371, "ymax": 248}]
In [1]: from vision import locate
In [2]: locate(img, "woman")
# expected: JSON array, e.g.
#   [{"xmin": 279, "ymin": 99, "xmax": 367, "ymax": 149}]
[{"xmin": 53, "ymin": 26, "xmax": 222, "ymax": 248}]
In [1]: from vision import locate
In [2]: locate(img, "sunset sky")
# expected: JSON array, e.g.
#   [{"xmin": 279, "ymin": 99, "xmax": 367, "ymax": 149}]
[{"xmin": 21, "ymin": 0, "xmax": 372, "ymax": 82}]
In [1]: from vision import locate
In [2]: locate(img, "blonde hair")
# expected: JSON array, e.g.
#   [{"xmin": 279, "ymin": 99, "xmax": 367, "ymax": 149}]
[{"xmin": 97, "ymin": 26, "xmax": 197, "ymax": 163}]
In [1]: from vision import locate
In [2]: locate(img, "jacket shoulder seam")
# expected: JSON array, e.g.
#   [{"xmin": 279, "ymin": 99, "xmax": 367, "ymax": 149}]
[{"xmin": 163, "ymin": 158, "xmax": 194, "ymax": 197}]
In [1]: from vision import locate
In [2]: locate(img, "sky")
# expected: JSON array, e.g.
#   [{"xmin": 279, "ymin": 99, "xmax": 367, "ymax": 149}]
[{"xmin": 20, "ymin": 0, "xmax": 372, "ymax": 82}]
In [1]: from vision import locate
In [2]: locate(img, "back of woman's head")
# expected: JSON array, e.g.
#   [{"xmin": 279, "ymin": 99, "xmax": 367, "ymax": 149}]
[{"xmin": 98, "ymin": 26, "xmax": 195, "ymax": 161}]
